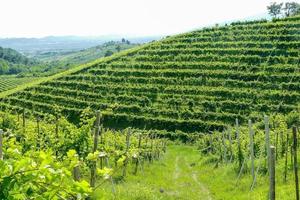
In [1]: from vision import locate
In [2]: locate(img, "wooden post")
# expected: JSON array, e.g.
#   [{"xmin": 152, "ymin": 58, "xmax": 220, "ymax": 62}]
[
  {"xmin": 93, "ymin": 111, "xmax": 101, "ymax": 152},
  {"xmin": 162, "ymin": 139, "xmax": 167, "ymax": 153},
  {"xmin": 99, "ymin": 126, "xmax": 104, "ymax": 170},
  {"xmin": 160, "ymin": 140, "xmax": 164, "ymax": 155},
  {"xmin": 156, "ymin": 135, "xmax": 160, "ymax": 159},
  {"xmin": 36, "ymin": 117, "xmax": 41, "ymax": 150},
  {"xmin": 150, "ymin": 134, "xmax": 154, "ymax": 162},
  {"xmin": 284, "ymin": 131, "xmax": 289, "ymax": 182},
  {"xmin": 217, "ymin": 130, "xmax": 223, "ymax": 164},
  {"xmin": 228, "ymin": 128, "xmax": 233, "ymax": 162},
  {"xmin": 73, "ymin": 166, "xmax": 80, "ymax": 181},
  {"xmin": 123, "ymin": 129, "xmax": 131, "ymax": 177},
  {"xmin": 280, "ymin": 131, "xmax": 284, "ymax": 158},
  {"xmin": 249, "ymin": 119, "xmax": 255, "ymax": 182},
  {"xmin": 269, "ymin": 146, "xmax": 275, "ymax": 200},
  {"xmin": 113, "ymin": 130, "xmax": 118, "ymax": 168},
  {"xmin": 209, "ymin": 134, "xmax": 213, "ymax": 153},
  {"xmin": 0, "ymin": 129, "xmax": 3, "ymax": 160},
  {"xmin": 236, "ymin": 118, "xmax": 242, "ymax": 169},
  {"xmin": 275, "ymin": 131, "xmax": 278, "ymax": 160},
  {"xmin": 22, "ymin": 109, "xmax": 26, "ymax": 136},
  {"xmin": 293, "ymin": 126, "xmax": 299, "ymax": 200},
  {"xmin": 292, "ymin": 145, "xmax": 294, "ymax": 168},
  {"xmin": 265, "ymin": 115, "xmax": 271, "ymax": 173},
  {"xmin": 90, "ymin": 110, "xmax": 101, "ymax": 188},
  {"xmin": 55, "ymin": 115, "xmax": 59, "ymax": 139},
  {"xmin": 55, "ymin": 115, "xmax": 59, "ymax": 157},
  {"xmin": 134, "ymin": 134, "xmax": 142, "ymax": 175},
  {"xmin": 144, "ymin": 135, "xmax": 149, "ymax": 162},
  {"xmin": 222, "ymin": 130, "xmax": 227, "ymax": 162},
  {"xmin": 36, "ymin": 117, "xmax": 40, "ymax": 135},
  {"xmin": 153, "ymin": 133, "xmax": 158, "ymax": 160}
]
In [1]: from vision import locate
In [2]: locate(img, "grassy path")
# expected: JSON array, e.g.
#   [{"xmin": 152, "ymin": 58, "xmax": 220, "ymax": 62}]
[{"xmin": 93, "ymin": 145, "xmax": 212, "ymax": 200}]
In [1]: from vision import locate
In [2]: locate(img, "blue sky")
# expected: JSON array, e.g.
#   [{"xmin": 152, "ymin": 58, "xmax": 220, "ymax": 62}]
[{"xmin": 0, "ymin": 0, "xmax": 297, "ymax": 38}]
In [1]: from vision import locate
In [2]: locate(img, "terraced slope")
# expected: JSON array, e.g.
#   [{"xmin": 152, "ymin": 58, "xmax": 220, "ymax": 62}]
[
  {"xmin": 0, "ymin": 16, "xmax": 299, "ymax": 133},
  {"xmin": 0, "ymin": 76, "xmax": 39, "ymax": 93}
]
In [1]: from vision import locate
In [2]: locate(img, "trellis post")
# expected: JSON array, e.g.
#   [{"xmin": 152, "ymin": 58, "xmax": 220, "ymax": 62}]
[
  {"xmin": 249, "ymin": 119, "xmax": 255, "ymax": 182},
  {"xmin": 293, "ymin": 127, "xmax": 299, "ymax": 200},
  {"xmin": 90, "ymin": 110, "xmax": 101, "ymax": 188},
  {"xmin": 0, "ymin": 129, "xmax": 3, "ymax": 160}
]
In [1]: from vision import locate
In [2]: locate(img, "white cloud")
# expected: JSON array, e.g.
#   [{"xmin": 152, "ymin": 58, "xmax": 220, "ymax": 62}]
[{"xmin": 0, "ymin": 0, "xmax": 297, "ymax": 37}]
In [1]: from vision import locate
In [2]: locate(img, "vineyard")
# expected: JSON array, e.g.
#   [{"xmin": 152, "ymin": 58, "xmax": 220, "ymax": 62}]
[
  {"xmin": 0, "ymin": 110, "xmax": 166, "ymax": 199},
  {"xmin": 0, "ymin": 16, "xmax": 299, "ymax": 135},
  {"xmin": 0, "ymin": 76, "xmax": 38, "ymax": 93},
  {"xmin": 0, "ymin": 13, "xmax": 300, "ymax": 200},
  {"xmin": 196, "ymin": 113, "xmax": 300, "ymax": 199}
]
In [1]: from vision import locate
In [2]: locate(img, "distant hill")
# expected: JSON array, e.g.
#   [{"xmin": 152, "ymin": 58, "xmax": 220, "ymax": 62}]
[
  {"xmin": 0, "ymin": 47, "xmax": 38, "ymax": 75},
  {"xmin": 32, "ymin": 40, "xmax": 139, "ymax": 75},
  {"xmin": 0, "ymin": 35, "xmax": 161, "ymax": 57},
  {"xmin": 36, "ymin": 41, "xmax": 138, "ymax": 63},
  {"xmin": 0, "ymin": 47, "xmax": 36, "ymax": 65},
  {"xmin": 0, "ymin": 40, "xmax": 139, "ymax": 76}
]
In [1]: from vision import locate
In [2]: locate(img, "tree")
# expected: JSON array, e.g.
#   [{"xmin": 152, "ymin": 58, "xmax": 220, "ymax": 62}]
[
  {"xmin": 283, "ymin": 2, "xmax": 300, "ymax": 16},
  {"xmin": 0, "ymin": 60, "xmax": 9, "ymax": 74},
  {"xmin": 121, "ymin": 38, "xmax": 126, "ymax": 43},
  {"xmin": 116, "ymin": 45, "xmax": 121, "ymax": 52},
  {"xmin": 267, "ymin": 2, "xmax": 283, "ymax": 18},
  {"xmin": 104, "ymin": 50, "xmax": 114, "ymax": 57}
]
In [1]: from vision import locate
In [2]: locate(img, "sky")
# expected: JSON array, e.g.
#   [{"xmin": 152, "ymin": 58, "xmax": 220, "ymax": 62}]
[{"xmin": 0, "ymin": 0, "xmax": 298, "ymax": 38}]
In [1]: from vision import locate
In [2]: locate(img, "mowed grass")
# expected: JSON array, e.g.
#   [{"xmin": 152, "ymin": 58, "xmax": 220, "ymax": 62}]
[
  {"xmin": 93, "ymin": 145, "xmax": 298, "ymax": 200},
  {"xmin": 93, "ymin": 145, "xmax": 212, "ymax": 200},
  {"xmin": 197, "ymin": 153, "xmax": 296, "ymax": 200}
]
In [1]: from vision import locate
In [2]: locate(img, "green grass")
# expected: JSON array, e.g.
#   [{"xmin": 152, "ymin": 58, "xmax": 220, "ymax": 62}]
[
  {"xmin": 197, "ymin": 152, "xmax": 298, "ymax": 200},
  {"xmin": 92, "ymin": 145, "xmax": 298, "ymax": 200},
  {"xmin": 93, "ymin": 145, "xmax": 212, "ymax": 200}
]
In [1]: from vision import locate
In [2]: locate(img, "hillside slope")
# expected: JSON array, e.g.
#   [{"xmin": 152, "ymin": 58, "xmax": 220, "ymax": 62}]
[
  {"xmin": 35, "ymin": 41, "xmax": 137, "ymax": 62},
  {"xmin": 0, "ymin": 47, "xmax": 38, "ymax": 74},
  {"xmin": 0, "ymin": 16, "xmax": 299, "ymax": 134},
  {"xmin": 0, "ymin": 76, "xmax": 39, "ymax": 93},
  {"xmin": 32, "ymin": 41, "xmax": 138, "ymax": 75}
]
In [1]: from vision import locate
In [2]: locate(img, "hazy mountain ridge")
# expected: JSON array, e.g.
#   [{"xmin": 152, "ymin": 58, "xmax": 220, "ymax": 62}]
[
  {"xmin": 36, "ymin": 40, "xmax": 139, "ymax": 75},
  {"xmin": 0, "ymin": 39, "xmax": 140, "ymax": 76},
  {"xmin": 0, "ymin": 35, "xmax": 162, "ymax": 57}
]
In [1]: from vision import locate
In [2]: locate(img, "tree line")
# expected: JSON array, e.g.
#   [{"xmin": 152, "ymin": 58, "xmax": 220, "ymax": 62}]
[{"xmin": 267, "ymin": 2, "xmax": 300, "ymax": 18}]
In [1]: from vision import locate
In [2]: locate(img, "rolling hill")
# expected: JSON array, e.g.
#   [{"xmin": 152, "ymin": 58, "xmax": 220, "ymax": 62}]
[
  {"xmin": 0, "ymin": 41, "xmax": 139, "ymax": 94},
  {"xmin": 0, "ymin": 40, "xmax": 137, "ymax": 76},
  {"xmin": 33, "ymin": 41, "xmax": 138, "ymax": 75},
  {"xmin": 0, "ymin": 15, "xmax": 299, "ymax": 134},
  {"xmin": 0, "ymin": 46, "xmax": 38, "ymax": 74},
  {"xmin": 35, "ymin": 41, "xmax": 137, "ymax": 62},
  {"xmin": 0, "ymin": 36, "xmax": 161, "ymax": 57}
]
